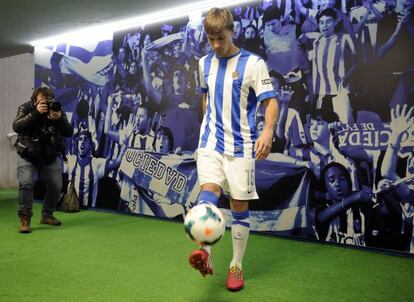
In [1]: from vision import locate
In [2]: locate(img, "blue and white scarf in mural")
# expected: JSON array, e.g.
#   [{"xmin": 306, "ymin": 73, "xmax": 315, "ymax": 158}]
[{"xmin": 119, "ymin": 149, "xmax": 311, "ymax": 234}]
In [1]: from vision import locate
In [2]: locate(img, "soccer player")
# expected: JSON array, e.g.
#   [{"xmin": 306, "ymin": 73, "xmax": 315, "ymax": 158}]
[{"xmin": 188, "ymin": 7, "xmax": 278, "ymax": 291}]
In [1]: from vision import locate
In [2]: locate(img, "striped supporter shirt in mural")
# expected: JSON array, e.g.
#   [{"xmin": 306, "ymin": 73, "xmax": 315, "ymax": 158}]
[
  {"xmin": 312, "ymin": 33, "xmax": 356, "ymax": 96},
  {"xmin": 66, "ymin": 155, "xmax": 107, "ymax": 207},
  {"xmin": 198, "ymin": 48, "xmax": 276, "ymax": 158}
]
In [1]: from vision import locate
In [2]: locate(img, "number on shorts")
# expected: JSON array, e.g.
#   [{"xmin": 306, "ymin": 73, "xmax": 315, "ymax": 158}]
[{"xmin": 245, "ymin": 169, "xmax": 254, "ymax": 187}]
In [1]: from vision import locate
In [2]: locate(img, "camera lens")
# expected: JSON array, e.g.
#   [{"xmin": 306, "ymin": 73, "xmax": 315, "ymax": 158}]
[
  {"xmin": 47, "ymin": 98, "xmax": 62, "ymax": 111},
  {"xmin": 50, "ymin": 102, "xmax": 62, "ymax": 111}
]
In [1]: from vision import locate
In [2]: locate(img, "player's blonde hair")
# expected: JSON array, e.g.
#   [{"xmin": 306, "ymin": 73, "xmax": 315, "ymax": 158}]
[{"xmin": 203, "ymin": 7, "xmax": 234, "ymax": 35}]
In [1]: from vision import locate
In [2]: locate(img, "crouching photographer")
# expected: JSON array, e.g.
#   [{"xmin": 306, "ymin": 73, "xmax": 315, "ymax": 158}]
[{"xmin": 12, "ymin": 87, "xmax": 73, "ymax": 233}]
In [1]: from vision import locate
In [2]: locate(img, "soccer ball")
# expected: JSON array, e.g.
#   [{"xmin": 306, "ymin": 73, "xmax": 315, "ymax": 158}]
[{"xmin": 184, "ymin": 203, "xmax": 226, "ymax": 246}]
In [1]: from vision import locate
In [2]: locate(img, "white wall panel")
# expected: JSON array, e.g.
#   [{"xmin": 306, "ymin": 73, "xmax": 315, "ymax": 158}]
[{"xmin": 0, "ymin": 53, "xmax": 34, "ymax": 188}]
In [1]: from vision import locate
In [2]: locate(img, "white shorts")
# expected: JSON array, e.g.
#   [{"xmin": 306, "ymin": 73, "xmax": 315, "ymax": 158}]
[{"xmin": 197, "ymin": 148, "xmax": 259, "ymax": 200}]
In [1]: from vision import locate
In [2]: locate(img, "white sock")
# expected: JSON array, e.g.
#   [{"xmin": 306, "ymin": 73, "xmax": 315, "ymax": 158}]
[
  {"xmin": 201, "ymin": 245, "xmax": 211, "ymax": 254},
  {"xmin": 230, "ymin": 210, "xmax": 250, "ymax": 269}
]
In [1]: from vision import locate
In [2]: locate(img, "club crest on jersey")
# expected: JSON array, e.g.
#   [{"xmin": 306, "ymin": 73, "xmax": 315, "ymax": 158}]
[{"xmin": 232, "ymin": 71, "xmax": 239, "ymax": 80}]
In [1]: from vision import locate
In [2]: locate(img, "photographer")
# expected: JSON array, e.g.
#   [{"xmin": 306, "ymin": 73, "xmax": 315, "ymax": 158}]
[{"xmin": 12, "ymin": 87, "xmax": 73, "ymax": 233}]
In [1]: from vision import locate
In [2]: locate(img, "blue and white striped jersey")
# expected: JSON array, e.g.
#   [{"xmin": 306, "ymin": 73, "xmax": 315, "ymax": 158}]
[
  {"xmin": 198, "ymin": 48, "xmax": 276, "ymax": 158},
  {"xmin": 312, "ymin": 33, "xmax": 356, "ymax": 95},
  {"xmin": 67, "ymin": 155, "xmax": 107, "ymax": 208}
]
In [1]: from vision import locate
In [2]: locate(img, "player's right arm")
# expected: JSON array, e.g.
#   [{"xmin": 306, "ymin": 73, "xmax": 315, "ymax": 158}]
[
  {"xmin": 198, "ymin": 56, "xmax": 208, "ymax": 117},
  {"xmin": 201, "ymin": 93, "xmax": 207, "ymax": 116}
]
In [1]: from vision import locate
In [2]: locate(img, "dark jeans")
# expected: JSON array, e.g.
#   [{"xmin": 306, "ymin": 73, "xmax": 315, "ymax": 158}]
[{"xmin": 17, "ymin": 154, "xmax": 62, "ymax": 218}]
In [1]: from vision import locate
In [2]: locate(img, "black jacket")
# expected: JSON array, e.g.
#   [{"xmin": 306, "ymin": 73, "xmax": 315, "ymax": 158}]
[{"xmin": 13, "ymin": 100, "xmax": 73, "ymax": 165}]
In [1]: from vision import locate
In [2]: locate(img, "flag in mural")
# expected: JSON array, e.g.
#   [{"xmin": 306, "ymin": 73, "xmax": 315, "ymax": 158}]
[
  {"xmin": 119, "ymin": 149, "xmax": 200, "ymax": 211},
  {"xmin": 35, "ymin": 39, "xmax": 113, "ymax": 87},
  {"xmin": 117, "ymin": 149, "xmax": 310, "ymax": 234}
]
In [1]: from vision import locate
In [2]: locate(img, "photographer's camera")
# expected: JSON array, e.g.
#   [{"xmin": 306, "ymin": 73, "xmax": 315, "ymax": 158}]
[{"xmin": 46, "ymin": 98, "xmax": 62, "ymax": 112}]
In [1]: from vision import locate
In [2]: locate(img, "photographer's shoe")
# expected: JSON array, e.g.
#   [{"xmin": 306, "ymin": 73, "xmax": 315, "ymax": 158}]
[
  {"xmin": 19, "ymin": 216, "xmax": 31, "ymax": 233},
  {"xmin": 40, "ymin": 216, "xmax": 62, "ymax": 226}
]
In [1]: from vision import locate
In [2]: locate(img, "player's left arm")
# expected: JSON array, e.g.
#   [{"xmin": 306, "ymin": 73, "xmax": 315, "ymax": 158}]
[
  {"xmin": 255, "ymin": 98, "xmax": 279, "ymax": 160},
  {"xmin": 252, "ymin": 58, "xmax": 279, "ymax": 160}
]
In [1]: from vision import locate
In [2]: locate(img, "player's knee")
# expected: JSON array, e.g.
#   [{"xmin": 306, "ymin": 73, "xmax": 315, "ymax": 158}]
[
  {"xmin": 230, "ymin": 199, "xmax": 248, "ymax": 212},
  {"xmin": 200, "ymin": 183, "xmax": 221, "ymax": 196},
  {"xmin": 198, "ymin": 189, "xmax": 220, "ymax": 206}
]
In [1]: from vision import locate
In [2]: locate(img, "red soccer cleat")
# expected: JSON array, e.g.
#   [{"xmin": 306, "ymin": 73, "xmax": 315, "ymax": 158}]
[
  {"xmin": 189, "ymin": 249, "xmax": 213, "ymax": 277},
  {"xmin": 226, "ymin": 266, "xmax": 244, "ymax": 291}
]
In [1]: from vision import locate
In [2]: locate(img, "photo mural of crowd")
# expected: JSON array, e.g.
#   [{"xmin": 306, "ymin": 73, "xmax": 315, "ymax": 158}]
[{"xmin": 34, "ymin": 0, "xmax": 414, "ymax": 253}]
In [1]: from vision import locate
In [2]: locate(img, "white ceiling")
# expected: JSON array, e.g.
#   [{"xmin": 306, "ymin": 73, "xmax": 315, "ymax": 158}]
[{"xmin": 0, "ymin": 0, "xmax": 202, "ymax": 58}]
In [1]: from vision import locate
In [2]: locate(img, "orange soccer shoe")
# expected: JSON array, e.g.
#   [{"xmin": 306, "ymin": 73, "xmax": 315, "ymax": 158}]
[
  {"xmin": 226, "ymin": 266, "xmax": 244, "ymax": 291},
  {"xmin": 189, "ymin": 249, "xmax": 213, "ymax": 277}
]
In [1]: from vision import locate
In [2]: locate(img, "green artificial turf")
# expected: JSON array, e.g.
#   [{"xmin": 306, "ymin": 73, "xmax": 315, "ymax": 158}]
[{"xmin": 0, "ymin": 189, "xmax": 413, "ymax": 302}]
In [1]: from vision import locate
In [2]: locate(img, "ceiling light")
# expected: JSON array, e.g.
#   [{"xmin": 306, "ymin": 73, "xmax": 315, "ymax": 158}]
[{"xmin": 30, "ymin": 0, "xmax": 252, "ymax": 46}]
